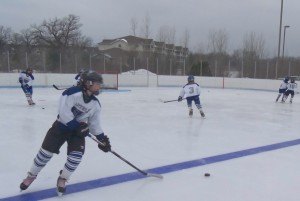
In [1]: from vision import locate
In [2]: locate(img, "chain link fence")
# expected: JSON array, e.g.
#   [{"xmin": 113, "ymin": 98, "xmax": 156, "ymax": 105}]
[{"xmin": 0, "ymin": 49, "xmax": 299, "ymax": 79}]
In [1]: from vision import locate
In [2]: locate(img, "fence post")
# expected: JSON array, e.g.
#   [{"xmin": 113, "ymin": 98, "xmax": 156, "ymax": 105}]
[
  {"xmin": 147, "ymin": 57, "xmax": 149, "ymax": 87},
  {"xmin": 200, "ymin": 60, "xmax": 203, "ymax": 76},
  {"xmin": 43, "ymin": 51, "xmax": 46, "ymax": 72},
  {"xmin": 89, "ymin": 54, "xmax": 91, "ymax": 70},
  {"xmin": 156, "ymin": 58, "xmax": 159, "ymax": 75},
  {"xmin": 156, "ymin": 57, "xmax": 159, "ymax": 86},
  {"xmin": 215, "ymin": 60, "xmax": 217, "ymax": 77},
  {"xmin": 254, "ymin": 61, "xmax": 256, "ymax": 78},
  {"xmin": 241, "ymin": 59, "xmax": 244, "ymax": 78},
  {"xmin": 275, "ymin": 61, "xmax": 278, "ymax": 79},
  {"xmin": 75, "ymin": 55, "xmax": 78, "ymax": 73},
  {"xmin": 266, "ymin": 61, "xmax": 269, "ymax": 79},
  {"xmin": 288, "ymin": 61, "xmax": 291, "ymax": 76},
  {"xmin": 103, "ymin": 55, "xmax": 106, "ymax": 73},
  {"xmin": 25, "ymin": 52, "xmax": 28, "ymax": 68},
  {"xmin": 170, "ymin": 58, "xmax": 172, "ymax": 75},
  {"xmin": 7, "ymin": 51, "xmax": 10, "ymax": 72},
  {"xmin": 228, "ymin": 60, "xmax": 231, "ymax": 76},
  {"xmin": 119, "ymin": 57, "xmax": 122, "ymax": 73},
  {"xmin": 60, "ymin": 53, "xmax": 62, "ymax": 73},
  {"xmin": 133, "ymin": 57, "xmax": 136, "ymax": 74},
  {"xmin": 183, "ymin": 58, "xmax": 186, "ymax": 75}
]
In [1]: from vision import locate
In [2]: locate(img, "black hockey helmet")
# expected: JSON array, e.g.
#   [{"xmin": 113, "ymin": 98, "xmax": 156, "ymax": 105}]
[
  {"xmin": 81, "ymin": 70, "xmax": 103, "ymax": 85},
  {"xmin": 80, "ymin": 70, "xmax": 103, "ymax": 96},
  {"xmin": 291, "ymin": 78, "xmax": 295, "ymax": 83},
  {"xmin": 26, "ymin": 67, "xmax": 33, "ymax": 74},
  {"xmin": 284, "ymin": 76, "xmax": 289, "ymax": 83},
  {"xmin": 188, "ymin": 75, "xmax": 194, "ymax": 82}
]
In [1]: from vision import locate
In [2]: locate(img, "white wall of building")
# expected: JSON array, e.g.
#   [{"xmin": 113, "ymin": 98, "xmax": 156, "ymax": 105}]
[{"xmin": 0, "ymin": 73, "xmax": 285, "ymax": 92}]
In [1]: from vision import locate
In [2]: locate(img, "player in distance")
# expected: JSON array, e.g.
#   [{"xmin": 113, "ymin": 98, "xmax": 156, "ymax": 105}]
[
  {"xmin": 19, "ymin": 68, "xmax": 35, "ymax": 105},
  {"xmin": 178, "ymin": 75, "xmax": 205, "ymax": 118},
  {"xmin": 74, "ymin": 69, "xmax": 86, "ymax": 86},
  {"xmin": 282, "ymin": 78, "xmax": 297, "ymax": 103},
  {"xmin": 275, "ymin": 76, "xmax": 289, "ymax": 102}
]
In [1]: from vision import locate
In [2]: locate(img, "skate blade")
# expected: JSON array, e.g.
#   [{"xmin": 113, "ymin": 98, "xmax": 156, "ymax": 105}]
[
  {"xmin": 56, "ymin": 189, "xmax": 64, "ymax": 197},
  {"xmin": 57, "ymin": 191, "xmax": 63, "ymax": 197}
]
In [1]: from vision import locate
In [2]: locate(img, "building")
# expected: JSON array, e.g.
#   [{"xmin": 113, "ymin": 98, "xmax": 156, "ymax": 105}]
[{"xmin": 97, "ymin": 35, "xmax": 189, "ymax": 75}]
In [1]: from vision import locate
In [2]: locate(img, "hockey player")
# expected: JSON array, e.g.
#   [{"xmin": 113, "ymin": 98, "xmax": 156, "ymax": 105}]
[
  {"xmin": 20, "ymin": 70, "xmax": 112, "ymax": 196},
  {"xmin": 178, "ymin": 75, "xmax": 205, "ymax": 118},
  {"xmin": 282, "ymin": 78, "xmax": 297, "ymax": 103},
  {"xmin": 275, "ymin": 76, "xmax": 289, "ymax": 102},
  {"xmin": 19, "ymin": 68, "xmax": 35, "ymax": 105},
  {"xmin": 74, "ymin": 69, "xmax": 85, "ymax": 86}
]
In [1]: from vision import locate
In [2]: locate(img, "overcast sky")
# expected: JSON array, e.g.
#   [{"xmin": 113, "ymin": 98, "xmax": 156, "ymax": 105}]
[{"xmin": 1, "ymin": 0, "xmax": 299, "ymax": 57}]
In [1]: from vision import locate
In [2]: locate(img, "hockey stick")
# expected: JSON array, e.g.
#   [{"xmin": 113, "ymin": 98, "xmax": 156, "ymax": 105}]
[
  {"xmin": 52, "ymin": 84, "xmax": 67, "ymax": 90},
  {"xmin": 53, "ymin": 84, "xmax": 117, "ymax": 90},
  {"xmin": 87, "ymin": 133, "xmax": 163, "ymax": 179},
  {"xmin": 159, "ymin": 98, "xmax": 186, "ymax": 103}
]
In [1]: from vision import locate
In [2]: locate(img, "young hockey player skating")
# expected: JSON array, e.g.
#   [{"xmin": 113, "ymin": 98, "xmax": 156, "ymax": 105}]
[
  {"xmin": 282, "ymin": 78, "xmax": 297, "ymax": 103},
  {"xmin": 178, "ymin": 75, "xmax": 205, "ymax": 118},
  {"xmin": 20, "ymin": 70, "xmax": 112, "ymax": 196},
  {"xmin": 276, "ymin": 76, "xmax": 289, "ymax": 102},
  {"xmin": 19, "ymin": 68, "xmax": 35, "ymax": 105}
]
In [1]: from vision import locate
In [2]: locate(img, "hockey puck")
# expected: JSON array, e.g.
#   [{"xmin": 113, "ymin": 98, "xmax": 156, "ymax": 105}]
[
  {"xmin": 42, "ymin": 107, "xmax": 45, "ymax": 109},
  {"xmin": 204, "ymin": 173, "xmax": 210, "ymax": 177}
]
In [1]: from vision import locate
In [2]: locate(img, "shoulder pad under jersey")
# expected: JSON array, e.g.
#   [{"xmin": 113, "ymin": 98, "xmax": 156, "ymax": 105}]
[{"xmin": 62, "ymin": 86, "xmax": 82, "ymax": 96}]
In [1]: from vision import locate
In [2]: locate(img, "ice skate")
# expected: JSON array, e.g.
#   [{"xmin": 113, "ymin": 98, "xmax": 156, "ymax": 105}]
[
  {"xmin": 189, "ymin": 109, "xmax": 193, "ymax": 117},
  {"xmin": 290, "ymin": 99, "xmax": 293, "ymax": 103},
  {"xmin": 20, "ymin": 172, "xmax": 37, "ymax": 191},
  {"xmin": 56, "ymin": 172, "xmax": 67, "ymax": 196},
  {"xmin": 200, "ymin": 110, "xmax": 206, "ymax": 118}
]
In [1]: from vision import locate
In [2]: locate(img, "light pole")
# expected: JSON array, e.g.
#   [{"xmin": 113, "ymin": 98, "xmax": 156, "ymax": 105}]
[
  {"xmin": 276, "ymin": 0, "xmax": 284, "ymax": 78},
  {"xmin": 282, "ymin": 25, "xmax": 290, "ymax": 60}
]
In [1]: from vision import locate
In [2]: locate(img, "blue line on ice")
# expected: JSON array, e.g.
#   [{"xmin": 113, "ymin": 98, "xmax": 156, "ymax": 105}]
[{"xmin": 2, "ymin": 138, "xmax": 300, "ymax": 201}]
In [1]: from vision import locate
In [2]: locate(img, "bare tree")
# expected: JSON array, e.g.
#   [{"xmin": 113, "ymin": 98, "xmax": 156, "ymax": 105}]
[
  {"xmin": 130, "ymin": 17, "xmax": 138, "ymax": 36},
  {"xmin": 156, "ymin": 25, "xmax": 176, "ymax": 44},
  {"xmin": 31, "ymin": 14, "xmax": 83, "ymax": 49},
  {"xmin": 180, "ymin": 28, "xmax": 190, "ymax": 48},
  {"xmin": 242, "ymin": 32, "xmax": 265, "ymax": 59},
  {"xmin": 207, "ymin": 29, "xmax": 229, "ymax": 54},
  {"xmin": 140, "ymin": 13, "xmax": 151, "ymax": 39},
  {"xmin": 20, "ymin": 28, "xmax": 36, "ymax": 47},
  {"xmin": 0, "ymin": 25, "xmax": 12, "ymax": 51}
]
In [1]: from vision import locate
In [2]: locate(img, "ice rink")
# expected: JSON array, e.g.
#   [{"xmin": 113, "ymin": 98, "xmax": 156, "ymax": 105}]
[{"xmin": 1, "ymin": 86, "xmax": 300, "ymax": 201}]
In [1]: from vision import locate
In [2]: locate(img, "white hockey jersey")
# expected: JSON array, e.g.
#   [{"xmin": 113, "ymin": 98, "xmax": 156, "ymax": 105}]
[
  {"xmin": 57, "ymin": 87, "xmax": 104, "ymax": 136},
  {"xmin": 179, "ymin": 83, "xmax": 201, "ymax": 98},
  {"xmin": 19, "ymin": 71, "xmax": 34, "ymax": 86},
  {"xmin": 286, "ymin": 82, "xmax": 297, "ymax": 91},
  {"xmin": 279, "ymin": 82, "xmax": 288, "ymax": 90}
]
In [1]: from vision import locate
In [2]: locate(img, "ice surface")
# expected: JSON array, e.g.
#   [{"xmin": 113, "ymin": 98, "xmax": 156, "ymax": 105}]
[{"xmin": 0, "ymin": 87, "xmax": 300, "ymax": 201}]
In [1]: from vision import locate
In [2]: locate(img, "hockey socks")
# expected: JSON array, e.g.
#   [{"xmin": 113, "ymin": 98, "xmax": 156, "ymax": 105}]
[
  {"xmin": 20, "ymin": 148, "xmax": 53, "ymax": 190},
  {"xmin": 56, "ymin": 151, "xmax": 83, "ymax": 196},
  {"xmin": 61, "ymin": 151, "xmax": 83, "ymax": 180}
]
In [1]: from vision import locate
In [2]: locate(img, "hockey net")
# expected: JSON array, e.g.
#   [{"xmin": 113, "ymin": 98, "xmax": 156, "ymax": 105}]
[{"xmin": 98, "ymin": 71, "xmax": 119, "ymax": 90}]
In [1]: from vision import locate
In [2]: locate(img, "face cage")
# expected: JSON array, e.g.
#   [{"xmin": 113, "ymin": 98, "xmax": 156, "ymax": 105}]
[{"xmin": 85, "ymin": 81, "xmax": 102, "ymax": 95}]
